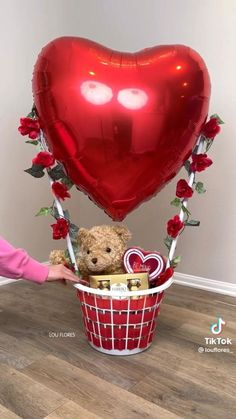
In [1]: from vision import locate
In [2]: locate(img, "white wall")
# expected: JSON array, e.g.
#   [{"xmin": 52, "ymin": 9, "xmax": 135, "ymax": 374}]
[{"xmin": 0, "ymin": 0, "xmax": 235, "ymax": 284}]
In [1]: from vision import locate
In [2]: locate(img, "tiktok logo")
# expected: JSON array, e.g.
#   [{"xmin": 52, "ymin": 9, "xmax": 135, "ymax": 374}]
[{"xmin": 210, "ymin": 317, "xmax": 226, "ymax": 335}]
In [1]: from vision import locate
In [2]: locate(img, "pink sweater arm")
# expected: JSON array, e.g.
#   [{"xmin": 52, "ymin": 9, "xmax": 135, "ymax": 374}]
[{"xmin": 0, "ymin": 236, "xmax": 49, "ymax": 284}]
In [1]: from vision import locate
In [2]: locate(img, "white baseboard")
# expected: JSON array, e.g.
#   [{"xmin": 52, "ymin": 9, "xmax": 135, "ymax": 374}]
[
  {"xmin": 0, "ymin": 271, "xmax": 235, "ymax": 297},
  {"xmin": 174, "ymin": 272, "xmax": 236, "ymax": 297},
  {"xmin": 0, "ymin": 277, "xmax": 20, "ymax": 286},
  {"xmin": 0, "ymin": 261, "xmax": 50, "ymax": 286}
]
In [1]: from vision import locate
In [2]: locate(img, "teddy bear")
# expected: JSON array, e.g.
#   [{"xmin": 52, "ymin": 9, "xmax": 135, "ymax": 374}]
[{"xmin": 49, "ymin": 224, "xmax": 132, "ymax": 279}]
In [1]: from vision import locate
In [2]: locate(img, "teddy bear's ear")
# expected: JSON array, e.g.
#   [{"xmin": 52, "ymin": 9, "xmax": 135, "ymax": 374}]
[
  {"xmin": 112, "ymin": 225, "xmax": 132, "ymax": 244},
  {"xmin": 77, "ymin": 228, "xmax": 89, "ymax": 245}
]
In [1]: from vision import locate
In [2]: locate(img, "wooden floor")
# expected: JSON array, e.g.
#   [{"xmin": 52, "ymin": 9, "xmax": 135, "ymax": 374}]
[{"xmin": 0, "ymin": 281, "xmax": 235, "ymax": 419}]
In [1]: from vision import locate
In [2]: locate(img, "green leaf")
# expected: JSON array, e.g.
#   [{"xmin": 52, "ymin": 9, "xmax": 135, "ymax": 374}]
[
  {"xmin": 24, "ymin": 169, "xmax": 44, "ymax": 178},
  {"xmin": 205, "ymin": 139, "xmax": 213, "ymax": 152},
  {"xmin": 27, "ymin": 112, "xmax": 35, "ymax": 119},
  {"xmin": 51, "ymin": 206, "xmax": 59, "ymax": 219},
  {"xmin": 171, "ymin": 197, "xmax": 181, "ymax": 207},
  {"xmin": 61, "ymin": 176, "xmax": 74, "ymax": 190},
  {"xmin": 51, "ymin": 206, "xmax": 61, "ymax": 220},
  {"xmin": 184, "ymin": 160, "xmax": 191, "ymax": 176},
  {"xmin": 192, "ymin": 144, "xmax": 199, "ymax": 154},
  {"xmin": 63, "ymin": 238, "xmax": 80, "ymax": 272},
  {"xmin": 48, "ymin": 164, "xmax": 66, "ymax": 181},
  {"xmin": 27, "ymin": 106, "xmax": 37, "ymax": 119},
  {"xmin": 210, "ymin": 114, "xmax": 224, "ymax": 124},
  {"xmin": 74, "ymin": 270, "xmax": 81, "ymax": 277},
  {"xmin": 35, "ymin": 207, "xmax": 52, "ymax": 217},
  {"xmin": 69, "ymin": 223, "xmax": 79, "ymax": 239},
  {"xmin": 51, "ymin": 205, "xmax": 70, "ymax": 221},
  {"xmin": 181, "ymin": 205, "xmax": 191, "ymax": 217},
  {"xmin": 24, "ymin": 164, "xmax": 45, "ymax": 178},
  {"xmin": 164, "ymin": 236, "xmax": 173, "ymax": 251},
  {"xmin": 195, "ymin": 181, "xmax": 206, "ymax": 194},
  {"xmin": 185, "ymin": 219, "xmax": 200, "ymax": 227},
  {"xmin": 72, "ymin": 240, "xmax": 79, "ymax": 254},
  {"xmin": 63, "ymin": 209, "xmax": 70, "ymax": 220},
  {"xmin": 32, "ymin": 164, "xmax": 44, "ymax": 172},
  {"xmin": 25, "ymin": 140, "xmax": 38, "ymax": 146},
  {"xmin": 64, "ymin": 249, "xmax": 70, "ymax": 259},
  {"xmin": 171, "ymin": 255, "xmax": 181, "ymax": 268}
]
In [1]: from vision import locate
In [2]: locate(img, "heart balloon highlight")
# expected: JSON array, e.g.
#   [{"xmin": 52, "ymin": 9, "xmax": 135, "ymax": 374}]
[{"xmin": 32, "ymin": 37, "xmax": 211, "ymax": 220}]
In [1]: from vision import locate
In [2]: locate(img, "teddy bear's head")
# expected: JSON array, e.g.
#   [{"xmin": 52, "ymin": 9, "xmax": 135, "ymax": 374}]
[{"xmin": 77, "ymin": 225, "xmax": 131, "ymax": 277}]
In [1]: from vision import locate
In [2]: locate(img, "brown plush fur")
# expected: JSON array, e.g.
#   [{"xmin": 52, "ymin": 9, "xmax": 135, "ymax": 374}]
[{"xmin": 49, "ymin": 225, "xmax": 131, "ymax": 279}]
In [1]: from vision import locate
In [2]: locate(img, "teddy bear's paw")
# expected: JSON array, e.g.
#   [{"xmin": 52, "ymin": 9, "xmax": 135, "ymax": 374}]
[{"xmin": 49, "ymin": 250, "xmax": 67, "ymax": 265}]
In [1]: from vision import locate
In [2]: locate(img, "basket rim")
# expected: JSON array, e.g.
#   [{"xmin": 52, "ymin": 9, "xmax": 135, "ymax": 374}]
[{"xmin": 74, "ymin": 276, "xmax": 173, "ymax": 297}]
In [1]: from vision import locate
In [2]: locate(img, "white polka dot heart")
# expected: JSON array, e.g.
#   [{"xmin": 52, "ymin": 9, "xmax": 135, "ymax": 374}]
[{"xmin": 123, "ymin": 247, "xmax": 166, "ymax": 282}]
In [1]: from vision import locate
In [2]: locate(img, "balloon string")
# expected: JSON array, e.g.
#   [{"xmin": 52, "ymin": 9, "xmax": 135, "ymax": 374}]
[
  {"xmin": 39, "ymin": 130, "xmax": 79, "ymax": 272},
  {"xmin": 166, "ymin": 135, "xmax": 205, "ymax": 269}
]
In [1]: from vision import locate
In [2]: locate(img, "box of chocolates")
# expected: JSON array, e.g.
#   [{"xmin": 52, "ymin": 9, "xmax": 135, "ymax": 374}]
[{"xmin": 89, "ymin": 272, "xmax": 149, "ymax": 292}]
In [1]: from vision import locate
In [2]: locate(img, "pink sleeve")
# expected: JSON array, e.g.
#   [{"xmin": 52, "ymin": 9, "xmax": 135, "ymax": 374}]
[{"xmin": 0, "ymin": 236, "xmax": 49, "ymax": 284}]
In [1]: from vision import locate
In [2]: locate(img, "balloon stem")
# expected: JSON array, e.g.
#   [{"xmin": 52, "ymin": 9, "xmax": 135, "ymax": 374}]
[
  {"xmin": 39, "ymin": 130, "xmax": 79, "ymax": 272},
  {"xmin": 166, "ymin": 135, "xmax": 205, "ymax": 269}
]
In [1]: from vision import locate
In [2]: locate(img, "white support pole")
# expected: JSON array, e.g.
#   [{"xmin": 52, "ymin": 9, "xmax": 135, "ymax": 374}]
[
  {"xmin": 49, "ymin": 179, "xmax": 79, "ymax": 271},
  {"xmin": 166, "ymin": 135, "xmax": 205, "ymax": 269},
  {"xmin": 39, "ymin": 131, "xmax": 79, "ymax": 272}
]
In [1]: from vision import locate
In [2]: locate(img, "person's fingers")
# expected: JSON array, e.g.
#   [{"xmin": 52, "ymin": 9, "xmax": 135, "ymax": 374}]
[
  {"xmin": 55, "ymin": 266, "xmax": 76, "ymax": 282},
  {"xmin": 46, "ymin": 264, "xmax": 89, "ymax": 285},
  {"xmin": 59, "ymin": 266, "xmax": 87, "ymax": 284},
  {"xmin": 62, "ymin": 268, "xmax": 79, "ymax": 282}
]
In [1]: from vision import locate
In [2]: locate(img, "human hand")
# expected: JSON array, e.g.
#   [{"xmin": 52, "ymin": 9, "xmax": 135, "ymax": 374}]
[{"xmin": 46, "ymin": 264, "xmax": 87, "ymax": 285}]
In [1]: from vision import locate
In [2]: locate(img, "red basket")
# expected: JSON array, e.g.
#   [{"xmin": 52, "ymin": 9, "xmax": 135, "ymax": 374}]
[{"xmin": 75, "ymin": 278, "xmax": 172, "ymax": 356}]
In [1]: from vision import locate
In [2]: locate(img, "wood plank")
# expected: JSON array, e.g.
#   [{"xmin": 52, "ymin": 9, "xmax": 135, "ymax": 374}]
[
  {"xmin": 20, "ymin": 334, "xmax": 151, "ymax": 391},
  {"xmin": 159, "ymin": 302, "xmax": 236, "ymax": 346},
  {"xmin": 130, "ymin": 368, "xmax": 236, "ymax": 419},
  {"xmin": 130, "ymin": 342, "xmax": 236, "ymax": 399},
  {"xmin": 164, "ymin": 285, "xmax": 236, "ymax": 317},
  {"xmin": 0, "ymin": 363, "xmax": 67, "ymax": 419},
  {"xmin": 0, "ymin": 296, "xmax": 83, "ymax": 341},
  {"xmin": 0, "ymin": 331, "xmax": 48, "ymax": 369},
  {"xmin": 152, "ymin": 327, "xmax": 235, "ymax": 376},
  {"xmin": 23, "ymin": 354, "xmax": 178, "ymax": 419},
  {"xmin": 157, "ymin": 304, "xmax": 235, "ymax": 365},
  {"xmin": 44, "ymin": 400, "xmax": 101, "ymax": 419},
  {"xmin": 0, "ymin": 403, "xmax": 20, "ymax": 419}
]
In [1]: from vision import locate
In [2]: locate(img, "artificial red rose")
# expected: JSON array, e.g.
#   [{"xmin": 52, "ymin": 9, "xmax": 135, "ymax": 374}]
[
  {"xmin": 190, "ymin": 153, "xmax": 213, "ymax": 173},
  {"xmin": 52, "ymin": 181, "xmax": 71, "ymax": 200},
  {"xmin": 202, "ymin": 118, "xmax": 221, "ymax": 139},
  {"xmin": 158, "ymin": 267, "xmax": 174, "ymax": 285},
  {"xmin": 167, "ymin": 215, "xmax": 184, "ymax": 238},
  {"xmin": 176, "ymin": 179, "xmax": 193, "ymax": 198},
  {"xmin": 150, "ymin": 267, "xmax": 174, "ymax": 287},
  {"xmin": 51, "ymin": 218, "xmax": 69, "ymax": 240},
  {"xmin": 18, "ymin": 117, "xmax": 40, "ymax": 139},
  {"xmin": 32, "ymin": 151, "xmax": 55, "ymax": 168}
]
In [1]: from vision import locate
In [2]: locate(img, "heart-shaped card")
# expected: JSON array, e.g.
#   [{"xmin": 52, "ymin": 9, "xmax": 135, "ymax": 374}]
[{"xmin": 123, "ymin": 247, "xmax": 166, "ymax": 281}]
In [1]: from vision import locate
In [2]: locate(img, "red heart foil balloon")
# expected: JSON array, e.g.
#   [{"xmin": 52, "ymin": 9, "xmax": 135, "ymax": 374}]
[
  {"xmin": 32, "ymin": 37, "xmax": 210, "ymax": 220},
  {"xmin": 123, "ymin": 247, "xmax": 166, "ymax": 281}
]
